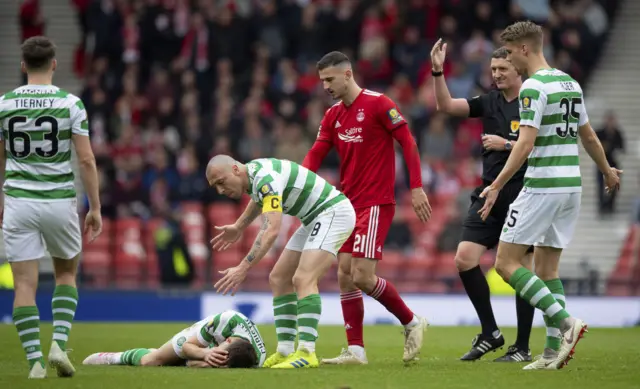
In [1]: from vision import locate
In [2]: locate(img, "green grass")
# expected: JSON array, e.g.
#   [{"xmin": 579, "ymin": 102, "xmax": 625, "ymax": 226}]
[{"xmin": 0, "ymin": 324, "xmax": 638, "ymax": 389}]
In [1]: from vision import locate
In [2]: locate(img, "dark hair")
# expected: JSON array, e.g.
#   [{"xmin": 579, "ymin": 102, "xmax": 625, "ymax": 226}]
[
  {"xmin": 316, "ymin": 51, "xmax": 351, "ymax": 71},
  {"xmin": 21, "ymin": 36, "xmax": 56, "ymax": 71},
  {"xmin": 226, "ymin": 339, "xmax": 257, "ymax": 368},
  {"xmin": 491, "ymin": 47, "xmax": 509, "ymax": 59}
]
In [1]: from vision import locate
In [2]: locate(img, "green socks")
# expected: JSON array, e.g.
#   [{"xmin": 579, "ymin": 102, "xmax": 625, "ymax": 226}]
[
  {"xmin": 509, "ymin": 267, "xmax": 570, "ymax": 322},
  {"xmin": 13, "ymin": 306, "xmax": 45, "ymax": 369},
  {"xmin": 52, "ymin": 285, "xmax": 79, "ymax": 351},
  {"xmin": 273, "ymin": 293, "xmax": 297, "ymax": 355},
  {"xmin": 543, "ymin": 279, "xmax": 566, "ymax": 351},
  {"xmin": 120, "ymin": 348, "xmax": 151, "ymax": 365},
  {"xmin": 297, "ymin": 294, "xmax": 322, "ymax": 353}
]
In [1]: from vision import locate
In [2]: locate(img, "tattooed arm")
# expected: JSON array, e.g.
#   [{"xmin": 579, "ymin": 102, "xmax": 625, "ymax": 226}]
[
  {"xmin": 239, "ymin": 211, "xmax": 282, "ymax": 270},
  {"xmin": 235, "ymin": 200, "xmax": 262, "ymax": 231}
]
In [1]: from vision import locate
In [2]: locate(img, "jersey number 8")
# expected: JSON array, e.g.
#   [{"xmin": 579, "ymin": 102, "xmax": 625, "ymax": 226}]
[
  {"xmin": 7, "ymin": 116, "xmax": 60, "ymax": 159},
  {"xmin": 556, "ymin": 97, "xmax": 581, "ymax": 139}
]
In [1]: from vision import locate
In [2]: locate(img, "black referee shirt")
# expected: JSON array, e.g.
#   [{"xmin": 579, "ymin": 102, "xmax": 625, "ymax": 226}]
[{"xmin": 467, "ymin": 90, "xmax": 527, "ymax": 184}]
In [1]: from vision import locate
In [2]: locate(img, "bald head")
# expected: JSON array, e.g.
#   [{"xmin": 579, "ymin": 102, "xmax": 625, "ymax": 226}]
[
  {"xmin": 206, "ymin": 155, "xmax": 247, "ymax": 200},
  {"xmin": 207, "ymin": 154, "xmax": 238, "ymax": 175}
]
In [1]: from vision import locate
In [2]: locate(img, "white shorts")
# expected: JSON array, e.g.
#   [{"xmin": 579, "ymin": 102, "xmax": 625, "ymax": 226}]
[
  {"xmin": 3, "ymin": 198, "xmax": 82, "ymax": 262},
  {"xmin": 171, "ymin": 317, "xmax": 211, "ymax": 359},
  {"xmin": 499, "ymin": 190, "xmax": 581, "ymax": 249},
  {"xmin": 285, "ymin": 199, "xmax": 356, "ymax": 256}
]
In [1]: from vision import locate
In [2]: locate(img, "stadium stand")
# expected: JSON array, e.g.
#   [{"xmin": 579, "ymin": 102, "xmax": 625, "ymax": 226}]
[{"xmin": 3, "ymin": 0, "xmax": 627, "ymax": 293}]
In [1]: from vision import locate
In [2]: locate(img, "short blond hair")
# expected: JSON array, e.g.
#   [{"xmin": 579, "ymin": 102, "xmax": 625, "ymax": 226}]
[{"xmin": 500, "ymin": 21, "xmax": 543, "ymax": 51}]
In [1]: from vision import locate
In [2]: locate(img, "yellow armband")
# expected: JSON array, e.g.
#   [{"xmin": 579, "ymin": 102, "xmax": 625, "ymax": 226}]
[{"xmin": 263, "ymin": 195, "xmax": 282, "ymax": 213}]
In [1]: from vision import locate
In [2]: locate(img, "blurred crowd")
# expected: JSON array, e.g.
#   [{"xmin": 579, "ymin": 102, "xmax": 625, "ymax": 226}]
[{"xmin": 19, "ymin": 0, "xmax": 614, "ymax": 229}]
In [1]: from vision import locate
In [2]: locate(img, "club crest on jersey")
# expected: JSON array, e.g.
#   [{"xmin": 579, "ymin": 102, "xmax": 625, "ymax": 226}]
[
  {"xmin": 510, "ymin": 120, "xmax": 520, "ymax": 132},
  {"xmin": 522, "ymin": 96, "xmax": 531, "ymax": 109},
  {"xmin": 356, "ymin": 109, "xmax": 365, "ymax": 122},
  {"xmin": 387, "ymin": 108, "xmax": 404, "ymax": 125}
]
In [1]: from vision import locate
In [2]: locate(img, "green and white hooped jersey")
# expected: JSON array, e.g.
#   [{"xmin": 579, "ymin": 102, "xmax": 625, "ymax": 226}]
[
  {"xmin": 0, "ymin": 85, "xmax": 89, "ymax": 201},
  {"xmin": 197, "ymin": 310, "xmax": 267, "ymax": 367},
  {"xmin": 519, "ymin": 69, "xmax": 589, "ymax": 194},
  {"xmin": 247, "ymin": 158, "xmax": 347, "ymax": 225}
]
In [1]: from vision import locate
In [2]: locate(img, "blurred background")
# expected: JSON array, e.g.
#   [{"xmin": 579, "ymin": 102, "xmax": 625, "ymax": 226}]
[{"xmin": 0, "ymin": 0, "xmax": 638, "ymax": 303}]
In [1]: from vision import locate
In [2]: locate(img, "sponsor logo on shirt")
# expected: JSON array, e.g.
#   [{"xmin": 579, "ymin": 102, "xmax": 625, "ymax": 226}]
[{"xmin": 338, "ymin": 127, "xmax": 363, "ymax": 143}]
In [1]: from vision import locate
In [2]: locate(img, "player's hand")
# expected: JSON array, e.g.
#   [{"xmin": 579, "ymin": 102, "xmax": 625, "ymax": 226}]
[
  {"xmin": 430, "ymin": 38, "xmax": 447, "ymax": 71},
  {"xmin": 210, "ymin": 224, "xmax": 242, "ymax": 251},
  {"xmin": 204, "ymin": 347, "xmax": 229, "ymax": 367},
  {"xmin": 214, "ymin": 265, "xmax": 248, "ymax": 296},
  {"xmin": 482, "ymin": 135, "xmax": 507, "ymax": 151},
  {"xmin": 604, "ymin": 168, "xmax": 623, "ymax": 194},
  {"xmin": 478, "ymin": 185, "xmax": 500, "ymax": 221},
  {"xmin": 84, "ymin": 209, "xmax": 103, "ymax": 243},
  {"xmin": 411, "ymin": 188, "xmax": 432, "ymax": 222}
]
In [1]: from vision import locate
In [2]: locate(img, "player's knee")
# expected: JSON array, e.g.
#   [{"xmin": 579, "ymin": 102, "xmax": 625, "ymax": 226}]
[
  {"xmin": 351, "ymin": 265, "xmax": 376, "ymax": 292},
  {"xmin": 520, "ymin": 252, "xmax": 534, "ymax": 271},
  {"xmin": 494, "ymin": 255, "xmax": 511, "ymax": 280},
  {"xmin": 291, "ymin": 270, "xmax": 315, "ymax": 291},
  {"xmin": 534, "ymin": 265, "xmax": 557, "ymax": 281},
  {"xmin": 337, "ymin": 265, "xmax": 353, "ymax": 283},
  {"xmin": 268, "ymin": 269, "xmax": 286, "ymax": 290},
  {"xmin": 454, "ymin": 251, "xmax": 479, "ymax": 272},
  {"xmin": 139, "ymin": 354, "xmax": 162, "ymax": 366},
  {"xmin": 13, "ymin": 282, "xmax": 37, "ymax": 306},
  {"xmin": 52, "ymin": 257, "xmax": 79, "ymax": 285}
]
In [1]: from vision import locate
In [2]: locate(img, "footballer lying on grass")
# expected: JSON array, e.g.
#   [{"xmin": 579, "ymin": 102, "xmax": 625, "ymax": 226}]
[{"xmin": 83, "ymin": 310, "xmax": 267, "ymax": 368}]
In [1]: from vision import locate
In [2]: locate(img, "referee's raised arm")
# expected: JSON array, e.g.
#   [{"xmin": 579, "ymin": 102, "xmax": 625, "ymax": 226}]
[{"xmin": 430, "ymin": 38, "xmax": 471, "ymax": 117}]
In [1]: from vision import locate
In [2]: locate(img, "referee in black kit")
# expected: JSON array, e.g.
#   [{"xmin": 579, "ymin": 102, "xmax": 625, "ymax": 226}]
[{"xmin": 430, "ymin": 39, "xmax": 534, "ymax": 362}]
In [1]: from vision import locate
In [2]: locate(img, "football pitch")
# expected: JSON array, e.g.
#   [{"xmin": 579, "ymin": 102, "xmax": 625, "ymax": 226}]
[{"xmin": 0, "ymin": 324, "xmax": 638, "ymax": 389}]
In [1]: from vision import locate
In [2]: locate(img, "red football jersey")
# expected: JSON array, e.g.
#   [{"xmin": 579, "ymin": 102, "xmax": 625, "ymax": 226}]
[{"xmin": 317, "ymin": 89, "xmax": 407, "ymax": 209}]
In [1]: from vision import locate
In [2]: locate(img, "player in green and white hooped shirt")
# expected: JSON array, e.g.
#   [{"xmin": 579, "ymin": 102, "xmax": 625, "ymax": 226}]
[
  {"xmin": 82, "ymin": 310, "xmax": 266, "ymax": 368},
  {"xmin": 207, "ymin": 155, "xmax": 356, "ymax": 369},
  {"xmin": 478, "ymin": 21, "xmax": 621, "ymax": 370},
  {"xmin": 2, "ymin": 37, "xmax": 102, "ymax": 379}
]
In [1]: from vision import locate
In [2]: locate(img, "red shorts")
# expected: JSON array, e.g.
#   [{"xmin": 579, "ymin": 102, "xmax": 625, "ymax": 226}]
[{"xmin": 339, "ymin": 204, "xmax": 394, "ymax": 260}]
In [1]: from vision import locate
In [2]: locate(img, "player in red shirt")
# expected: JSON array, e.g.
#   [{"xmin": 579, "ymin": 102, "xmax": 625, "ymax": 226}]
[{"xmin": 303, "ymin": 51, "xmax": 432, "ymax": 364}]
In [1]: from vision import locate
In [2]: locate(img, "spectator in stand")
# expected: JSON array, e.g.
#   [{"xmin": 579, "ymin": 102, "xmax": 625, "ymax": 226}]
[
  {"xmin": 69, "ymin": 0, "xmax": 616, "ymax": 289},
  {"xmin": 596, "ymin": 111, "xmax": 625, "ymax": 216},
  {"xmin": 19, "ymin": 0, "xmax": 45, "ymax": 83}
]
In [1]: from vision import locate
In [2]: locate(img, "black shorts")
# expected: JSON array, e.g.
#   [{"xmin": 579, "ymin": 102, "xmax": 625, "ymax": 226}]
[{"xmin": 461, "ymin": 181, "xmax": 534, "ymax": 253}]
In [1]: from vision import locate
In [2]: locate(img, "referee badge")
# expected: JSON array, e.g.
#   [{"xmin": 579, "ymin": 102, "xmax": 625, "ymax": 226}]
[{"xmin": 510, "ymin": 120, "xmax": 520, "ymax": 132}]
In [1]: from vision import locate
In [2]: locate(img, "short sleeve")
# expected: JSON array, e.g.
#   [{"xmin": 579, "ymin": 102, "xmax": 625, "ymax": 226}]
[
  {"xmin": 519, "ymin": 81, "xmax": 546, "ymax": 130},
  {"xmin": 71, "ymin": 98, "xmax": 89, "ymax": 136},
  {"xmin": 254, "ymin": 171, "xmax": 285, "ymax": 213},
  {"xmin": 577, "ymin": 96, "xmax": 589, "ymax": 126},
  {"xmin": 197, "ymin": 315, "xmax": 219, "ymax": 346},
  {"xmin": 377, "ymin": 95, "xmax": 407, "ymax": 132},
  {"xmin": 317, "ymin": 108, "xmax": 334, "ymax": 143},
  {"xmin": 467, "ymin": 94, "xmax": 488, "ymax": 118}
]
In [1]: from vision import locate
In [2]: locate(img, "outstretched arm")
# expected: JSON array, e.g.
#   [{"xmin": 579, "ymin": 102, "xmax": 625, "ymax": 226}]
[
  {"xmin": 242, "ymin": 210, "xmax": 282, "ymax": 268},
  {"xmin": 431, "ymin": 38, "xmax": 471, "ymax": 117},
  {"xmin": 214, "ymin": 193, "xmax": 283, "ymax": 295},
  {"xmin": 236, "ymin": 200, "xmax": 262, "ymax": 231}
]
